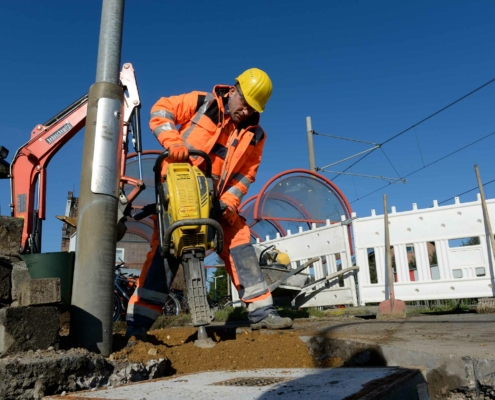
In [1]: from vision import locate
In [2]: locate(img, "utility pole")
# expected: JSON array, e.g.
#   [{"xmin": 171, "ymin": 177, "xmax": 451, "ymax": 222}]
[
  {"xmin": 212, "ymin": 275, "xmax": 224, "ymax": 302},
  {"xmin": 71, "ymin": 0, "xmax": 125, "ymax": 356},
  {"xmin": 306, "ymin": 116, "xmax": 316, "ymax": 172}
]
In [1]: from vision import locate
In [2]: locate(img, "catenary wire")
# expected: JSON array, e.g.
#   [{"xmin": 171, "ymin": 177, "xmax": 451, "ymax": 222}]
[
  {"xmin": 414, "ymin": 127, "xmax": 426, "ymax": 167},
  {"xmin": 438, "ymin": 178, "xmax": 495, "ymax": 205},
  {"xmin": 350, "ymin": 130, "xmax": 495, "ymax": 203},
  {"xmin": 380, "ymin": 147, "xmax": 401, "ymax": 179},
  {"xmin": 324, "ymin": 77, "xmax": 495, "ymax": 181}
]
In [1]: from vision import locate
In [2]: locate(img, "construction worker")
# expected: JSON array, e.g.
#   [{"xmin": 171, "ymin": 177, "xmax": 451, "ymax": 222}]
[{"xmin": 126, "ymin": 68, "xmax": 292, "ymax": 339}]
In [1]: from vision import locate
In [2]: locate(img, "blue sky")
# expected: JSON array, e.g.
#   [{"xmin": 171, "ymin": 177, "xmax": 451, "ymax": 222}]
[{"xmin": 1, "ymin": 0, "xmax": 494, "ymax": 253}]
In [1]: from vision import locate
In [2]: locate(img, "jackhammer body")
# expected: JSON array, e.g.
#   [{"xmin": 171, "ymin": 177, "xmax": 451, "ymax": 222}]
[{"xmin": 153, "ymin": 150, "xmax": 223, "ymax": 347}]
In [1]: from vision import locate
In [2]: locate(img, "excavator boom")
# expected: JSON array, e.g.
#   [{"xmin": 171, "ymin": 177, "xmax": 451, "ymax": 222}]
[{"xmin": 4, "ymin": 63, "xmax": 143, "ymax": 253}]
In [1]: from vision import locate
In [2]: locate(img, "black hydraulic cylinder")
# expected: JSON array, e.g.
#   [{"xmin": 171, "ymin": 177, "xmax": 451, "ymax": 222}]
[{"xmin": 133, "ymin": 106, "xmax": 143, "ymax": 153}]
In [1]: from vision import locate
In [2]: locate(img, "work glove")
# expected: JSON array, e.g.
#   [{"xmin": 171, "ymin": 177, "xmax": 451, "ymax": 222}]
[
  {"xmin": 167, "ymin": 142, "xmax": 189, "ymax": 162},
  {"xmin": 219, "ymin": 200, "xmax": 238, "ymax": 225}
]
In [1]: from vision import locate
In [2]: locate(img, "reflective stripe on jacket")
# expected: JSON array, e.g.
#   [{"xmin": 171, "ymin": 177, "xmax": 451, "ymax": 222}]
[{"xmin": 149, "ymin": 85, "xmax": 266, "ymax": 209}]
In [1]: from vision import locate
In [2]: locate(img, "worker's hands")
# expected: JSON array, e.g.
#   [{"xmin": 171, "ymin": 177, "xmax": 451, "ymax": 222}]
[
  {"xmin": 167, "ymin": 142, "xmax": 189, "ymax": 162},
  {"xmin": 219, "ymin": 200, "xmax": 238, "ymax": 225}
]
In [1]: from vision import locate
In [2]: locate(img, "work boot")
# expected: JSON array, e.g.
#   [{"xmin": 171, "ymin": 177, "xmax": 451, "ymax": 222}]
[
  {"xmin": 125, "ymin": 325, "xmax": 148, "ymax": 341},
  {"xmin": 251, "ymin": 312, "xmax": 293, "ymax": 330}
]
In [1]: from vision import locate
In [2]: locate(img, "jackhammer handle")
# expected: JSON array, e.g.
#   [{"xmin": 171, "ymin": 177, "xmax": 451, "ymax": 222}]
[{"xmin": 153, "ymin": 149, "xmax": 212, "ymax": 178}]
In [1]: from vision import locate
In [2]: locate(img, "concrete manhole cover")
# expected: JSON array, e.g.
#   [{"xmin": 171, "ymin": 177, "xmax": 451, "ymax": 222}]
[{"xmin": 213, "ymin": 377, "xmax": 289, "ymax": 387}]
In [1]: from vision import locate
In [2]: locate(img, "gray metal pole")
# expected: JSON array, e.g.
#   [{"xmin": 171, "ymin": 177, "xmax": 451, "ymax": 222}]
[
  {"xmin": 306, "ymin": 116, "xmax": 316, "ymax": 172},
  {"xmin": 71, "ymin": 0, "xmax": 125, "ymax": 356}
]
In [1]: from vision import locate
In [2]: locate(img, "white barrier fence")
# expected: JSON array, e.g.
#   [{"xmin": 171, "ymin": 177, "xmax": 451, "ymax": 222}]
[
  {"xmin": 234, "ymin": 194, "xmax": 495, "ymax": 308},
  {"xmin": 354, "ymin": 195, "xmax": 495, "ymax": 305}
]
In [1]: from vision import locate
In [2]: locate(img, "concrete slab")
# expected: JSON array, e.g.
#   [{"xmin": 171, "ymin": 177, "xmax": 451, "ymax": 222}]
[
  {"xmin": 294, "ymin": 313, "xmax": 495, "ymax": 358},
  {"xmin": 44, "ymin": 367, "xmax": 428, "ymax": 400},
  {"xmin": 291, "ymin": 312, "xmax": 495, "ymax": 395},
  {"xmin": 17, "ymin": 277, "xmax": 61, "ymax": 306}
]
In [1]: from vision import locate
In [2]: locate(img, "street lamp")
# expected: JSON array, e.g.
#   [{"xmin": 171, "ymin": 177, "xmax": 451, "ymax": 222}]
[{"xmin": 212, "ymin": 275, "xmax": 224, "ymax": 302}]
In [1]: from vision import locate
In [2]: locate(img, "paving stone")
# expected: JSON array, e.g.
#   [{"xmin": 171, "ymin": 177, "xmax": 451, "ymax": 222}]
[
  {"xmin": 0, "ymin": 216, "xmax": 23, "ymax": 257},
  {"xmin": 0, "ymin": 306, "xmax": 59, "ymax": 354},
  {"xmin": 18, "ymin": 278, "xmax": 61, "ymax": 306}
]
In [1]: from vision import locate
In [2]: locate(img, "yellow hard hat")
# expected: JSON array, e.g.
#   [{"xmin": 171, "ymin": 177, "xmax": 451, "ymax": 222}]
[{"xmin": 235, "ymin": 68, "xmax": 272, "ymax": 113}]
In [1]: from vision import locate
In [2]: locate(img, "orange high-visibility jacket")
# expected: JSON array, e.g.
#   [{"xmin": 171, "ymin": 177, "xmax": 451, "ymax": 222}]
[{"xmin": 150, "ymin": 85, "xmax": 266, "ymax": 211}]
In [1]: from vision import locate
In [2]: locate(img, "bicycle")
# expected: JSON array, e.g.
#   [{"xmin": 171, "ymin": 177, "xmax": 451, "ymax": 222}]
[
  {"xmin": 162, "ymin": 292, "xmax": 182, "ymax": 316},
  {"xmin": 113, "ymin": 262, "xmax": 182, "ymax": 321},
  {"xmin": 169, "ymin": 290, "xmax": 189, "ymax": 315},
  {"xmin": 113, "ymin": 262, "xmax": 138, "ymax": 322},
  {"xmin": 208, "ymin": 295, "xmax": 233, "ymax": 311}
]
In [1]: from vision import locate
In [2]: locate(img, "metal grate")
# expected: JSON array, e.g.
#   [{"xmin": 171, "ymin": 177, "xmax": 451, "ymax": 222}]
[
  {"xmin": 183, "ymin": 233, "xmax": 205, "ymax": 246},
  {"xmin": 213, "ymin": 377, "xmax": 289, "ymax": 387}
]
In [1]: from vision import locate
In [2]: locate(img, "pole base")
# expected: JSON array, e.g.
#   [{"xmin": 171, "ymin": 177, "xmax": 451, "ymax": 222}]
[{"xmin": 376, "ymin": 298, "xmax": 407, "ymax": 320}]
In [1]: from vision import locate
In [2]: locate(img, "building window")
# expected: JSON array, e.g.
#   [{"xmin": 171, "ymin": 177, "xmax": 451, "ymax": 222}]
[{"xmin": 116, "ymin": 248, "xmax": 125, "ymax": 263}]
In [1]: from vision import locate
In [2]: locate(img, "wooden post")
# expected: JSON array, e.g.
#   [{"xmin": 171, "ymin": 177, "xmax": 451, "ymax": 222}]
[
  {"xmin": 384, "ymin": 194, "xmax": 395, "ymax": 306},
  {"xmin": 475, "ymin": 165, "xmax": 495, "ymax": 261},
  {"xmin": 377, "ymin": 194, "xmax": 406, "ymax": 318}
]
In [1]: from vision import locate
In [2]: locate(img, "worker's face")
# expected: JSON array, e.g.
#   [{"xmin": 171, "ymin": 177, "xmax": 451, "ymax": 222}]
[{"xmin": 228, "ymin": 86, "xmax": 256, "ymax": 124}]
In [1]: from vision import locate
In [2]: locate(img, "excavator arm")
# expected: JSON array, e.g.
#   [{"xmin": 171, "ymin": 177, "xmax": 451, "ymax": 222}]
[{"xmin": 3, "ymin": 63, "xmax": 143, "ymax": 253}]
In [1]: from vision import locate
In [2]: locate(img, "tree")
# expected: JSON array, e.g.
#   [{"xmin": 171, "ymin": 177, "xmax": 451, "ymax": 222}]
[
  {"xmin": 207, "ymin": 267, "xmax": 228, "ymax": 302},
  {"xmin": 429, "ymin": 249, "xmax": 437, "ymax": 265},
  {"xmin": 461, "ymin": 237, "xmax": 480, "ymax": 246},
  {"xmin": 368, "ymin": 252, "xmax": 378, "ymax": 284}
]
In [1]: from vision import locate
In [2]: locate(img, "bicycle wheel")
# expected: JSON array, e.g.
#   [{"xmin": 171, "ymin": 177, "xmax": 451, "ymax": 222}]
[
  {"xmin": 175, "ymin": 293, "xmax": 189, "ymax": 314},
  {"xmin": 113, "ymin": 292, "xmax": 123, "ymax": 322},
  {"xmin": 162, "ymin": 293, "xmax": 181, "ymax": 316}
]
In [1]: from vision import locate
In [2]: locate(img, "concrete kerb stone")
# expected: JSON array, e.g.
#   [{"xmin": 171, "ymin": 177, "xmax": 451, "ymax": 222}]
[
  {"xmin": 0, "ymin": 216, "xmax": 23, "ymax": 257},
  {"xmin": 17, "ymin": 277, "xmax": 61, "ymax": 306},
  {"xmin": 0, "ymin": 306, "xmax": 59, "ymax": 354},
  {"xmin": 299, "ymin": 335, "xmax": 495, "ymax": 396}
]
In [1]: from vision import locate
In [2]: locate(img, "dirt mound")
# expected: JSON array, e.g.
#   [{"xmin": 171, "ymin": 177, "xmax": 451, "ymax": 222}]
[{"xmin": 111, "ymin": 326, "xmax": 342, "ymax": 375}]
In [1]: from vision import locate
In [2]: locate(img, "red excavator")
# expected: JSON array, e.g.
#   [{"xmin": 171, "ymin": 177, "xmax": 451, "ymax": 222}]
[{"xmin": 0, "ymin": 63, "xmax": 144, "ymax": 254}]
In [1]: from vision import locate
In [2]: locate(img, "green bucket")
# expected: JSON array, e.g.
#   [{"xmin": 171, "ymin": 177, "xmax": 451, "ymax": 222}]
[{"xmin": 21, "ymin": 251, "xmax": 75, "ymax": 310}]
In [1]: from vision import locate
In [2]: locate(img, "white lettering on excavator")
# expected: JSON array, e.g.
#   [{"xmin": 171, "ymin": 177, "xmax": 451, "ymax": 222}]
[{"xmin": 45, "ymin": 122, "xmax": 73, "ymax": 145}]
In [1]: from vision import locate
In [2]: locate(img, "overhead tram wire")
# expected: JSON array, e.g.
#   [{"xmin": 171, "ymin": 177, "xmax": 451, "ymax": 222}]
[
  {"xmin": 312, "ymin": 77, "xmax": 495, "ymax": 181},
  {"xmin": 350, "ymin": 130, "xmax": 495, "ymax": 203},
  {"xmin": 414, "ymin": 127, "xmax": 426, "ymax": 167},
  {"xmin": 380, "ymin": 147, "xmax": 402, "ymax": 180},
  {"xmin": 438, "ymin": 178, "xmax": 495, "ymax": 205}
]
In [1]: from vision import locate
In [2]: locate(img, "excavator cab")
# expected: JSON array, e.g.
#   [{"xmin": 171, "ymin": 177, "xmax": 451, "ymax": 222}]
[{"xmin": 0, "ymin": 146, "xmax": 9, "ymax": 179}]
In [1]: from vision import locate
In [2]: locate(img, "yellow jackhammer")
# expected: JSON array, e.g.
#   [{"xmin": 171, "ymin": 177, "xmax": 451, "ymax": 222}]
[{"xmin": 153, "ymin": 149, "xmax": 224, "ymax": 348}]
